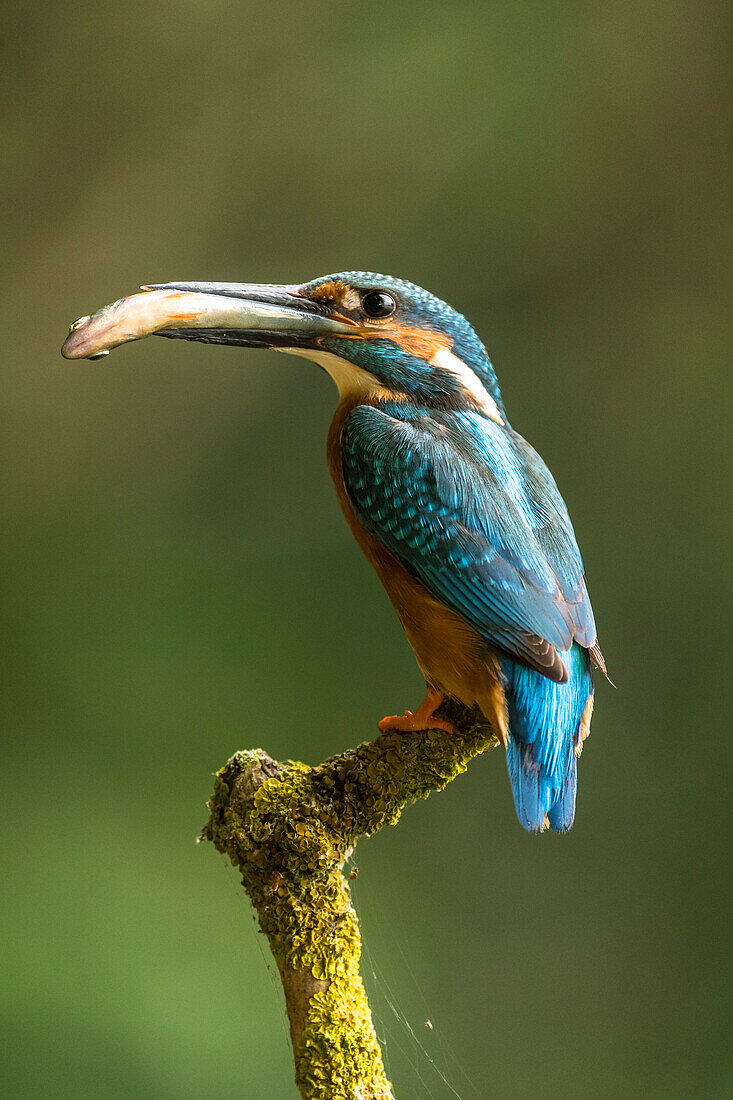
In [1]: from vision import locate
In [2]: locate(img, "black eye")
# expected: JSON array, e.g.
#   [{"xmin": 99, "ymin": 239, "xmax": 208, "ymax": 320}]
[{"xmin": 361, "ymin": 290, "xmax": 396, "ymax": 319}]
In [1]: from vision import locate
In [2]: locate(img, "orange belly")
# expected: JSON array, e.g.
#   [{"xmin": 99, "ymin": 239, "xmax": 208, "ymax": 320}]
[{"xmin": 327, "ymin": 397, "xmax": 508, "ymax": 742}]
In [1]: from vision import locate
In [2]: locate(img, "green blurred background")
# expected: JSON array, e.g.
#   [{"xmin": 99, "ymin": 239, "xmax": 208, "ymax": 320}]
[{"xmin": 3, "ymin": 3, "xmax": 730, "ymax": 1097}]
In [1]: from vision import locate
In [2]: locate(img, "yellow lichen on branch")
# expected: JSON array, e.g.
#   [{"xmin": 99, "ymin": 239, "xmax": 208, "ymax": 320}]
[{"xmin": 202, "ymin": 701, "xmax": 497, "ymax": 1099}]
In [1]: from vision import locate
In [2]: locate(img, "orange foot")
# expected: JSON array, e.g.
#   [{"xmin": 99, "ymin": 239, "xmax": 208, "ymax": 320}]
[{"xmin": 378, "ymin": 687, "xmax": 456, "ymax": 736}]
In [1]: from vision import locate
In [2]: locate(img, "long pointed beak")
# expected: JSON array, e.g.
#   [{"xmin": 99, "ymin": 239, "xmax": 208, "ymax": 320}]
[{"xmin": 61, "ymin": 282, "xmax": 356, "ymax": 360}]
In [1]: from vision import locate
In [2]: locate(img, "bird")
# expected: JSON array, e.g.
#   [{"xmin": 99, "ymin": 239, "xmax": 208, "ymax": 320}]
[{"xmin": 62, "ymin": 271, "xmax": 606, "ymax": 832}]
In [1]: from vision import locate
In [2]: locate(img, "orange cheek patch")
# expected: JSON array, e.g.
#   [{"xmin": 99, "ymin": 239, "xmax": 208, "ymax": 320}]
[
  {"xmin": 335, "ymin": 322, "xmax": 453, "ymax": 360},
  {"xmin": 381, "ymin": 324, "xmax": 453, "ymax": 359}
]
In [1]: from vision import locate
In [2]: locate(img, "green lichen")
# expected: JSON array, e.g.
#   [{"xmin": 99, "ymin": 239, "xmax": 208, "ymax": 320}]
[
  {"xmin": 202, "ymin": 702, "xmax": 496, "ymax": 1099},
  {"xmin": 298, "ymin": 975, "xmax": 393, "ymax": 1100}
]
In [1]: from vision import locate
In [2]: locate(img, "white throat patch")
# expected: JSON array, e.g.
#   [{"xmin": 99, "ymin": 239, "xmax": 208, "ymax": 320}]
[
  {"xmin": 278, "ymin": 347, "xmax": 390, "ymax": 400},
  {"xmin": 430, "ymin": 347, "xmax": 504, "ymax": 424},
  {"xmin": 279, "ymin": 344, "xmax": 505, "ymax": 424}
]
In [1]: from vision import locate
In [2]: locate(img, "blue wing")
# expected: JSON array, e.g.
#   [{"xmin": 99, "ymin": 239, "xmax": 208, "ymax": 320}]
[{"xmin": 340, "ymin": 403, "xmax": 598, "ymax": 680}]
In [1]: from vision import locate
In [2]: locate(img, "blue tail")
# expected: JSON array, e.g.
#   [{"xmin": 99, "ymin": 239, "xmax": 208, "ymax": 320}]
[{"xmin": 502, "ymin": 644, "xmax": 593, "ymax": 833}]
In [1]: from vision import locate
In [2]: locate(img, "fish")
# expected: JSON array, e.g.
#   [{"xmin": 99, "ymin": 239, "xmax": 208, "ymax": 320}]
[{"xmin": 60, "ymin": 286, "xmax": 333, "ymax": 360}]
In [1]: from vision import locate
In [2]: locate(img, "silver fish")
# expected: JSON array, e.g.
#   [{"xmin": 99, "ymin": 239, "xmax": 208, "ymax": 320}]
[{"xmin": 60, "ymin": 286, "xmax": 341, "ymax": 360}]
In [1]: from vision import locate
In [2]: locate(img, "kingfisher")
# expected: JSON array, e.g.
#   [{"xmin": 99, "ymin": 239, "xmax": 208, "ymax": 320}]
[{"xmin": 62, "ymin": 271, "xmax": 606, "ymax": 832}]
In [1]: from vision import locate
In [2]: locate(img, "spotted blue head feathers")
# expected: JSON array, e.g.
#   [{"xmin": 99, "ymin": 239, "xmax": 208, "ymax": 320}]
[{"xmin": 298, "ymin": 271, "xmax": 507, "ymax": 420}]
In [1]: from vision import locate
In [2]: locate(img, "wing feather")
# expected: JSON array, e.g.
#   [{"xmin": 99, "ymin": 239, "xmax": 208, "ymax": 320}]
[{"xmin": 340, "ymin": 404, "xmax": 598, "ymax": 679}]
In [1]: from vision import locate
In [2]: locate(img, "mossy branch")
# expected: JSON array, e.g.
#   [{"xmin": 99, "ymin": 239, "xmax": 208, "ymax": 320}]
[{"xmin": 201, "ymin": 699, "xmax": 498, "ymax": 1100}]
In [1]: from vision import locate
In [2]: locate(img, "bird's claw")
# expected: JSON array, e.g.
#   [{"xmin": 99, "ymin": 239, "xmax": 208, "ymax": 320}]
[{"xmin": 378, "ymin": 691, "xmax": 456, "ymax": 737}]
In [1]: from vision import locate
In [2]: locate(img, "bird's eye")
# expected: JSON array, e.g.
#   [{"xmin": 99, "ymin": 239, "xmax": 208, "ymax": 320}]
[{"xmin": 361, "ymin": 290, "xmax": 396, "ymax": 319}]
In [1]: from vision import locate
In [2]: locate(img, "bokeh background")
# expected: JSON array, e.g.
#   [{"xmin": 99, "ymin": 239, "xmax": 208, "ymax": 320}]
[{"xmin": 3, "ymin": 3, "xmax": 731, "ymax": 1097}]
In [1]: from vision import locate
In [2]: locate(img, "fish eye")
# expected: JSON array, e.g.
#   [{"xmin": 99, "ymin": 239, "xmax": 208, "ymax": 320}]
[{"xmin": 361, "ymin": 290, "xmax": 396, "ymax": 319}]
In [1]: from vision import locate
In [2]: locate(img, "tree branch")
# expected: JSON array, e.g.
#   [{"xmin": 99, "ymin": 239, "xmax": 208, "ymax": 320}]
[{"xmin": 201, "ymin": 699, "xmax": 498, "ymax": 1099}]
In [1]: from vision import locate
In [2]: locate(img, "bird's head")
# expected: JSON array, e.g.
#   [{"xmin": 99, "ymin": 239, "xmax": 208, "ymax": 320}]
[
  {"xmin": 296, "ymin": 272, "xmax": 505, "ymax": 422},
  {"xmin": 62, "ymin": 271, "xmax": 505, "ymax": 423}
]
